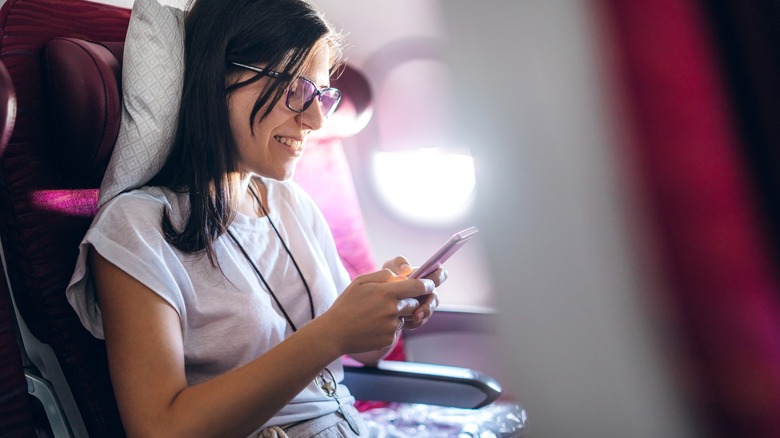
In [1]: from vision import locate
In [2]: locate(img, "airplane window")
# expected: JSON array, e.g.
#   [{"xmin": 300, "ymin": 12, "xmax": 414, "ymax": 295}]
[
  {"xmin": 369, "ymin": 57, "xmax": 475, "ymax": 226},
  {"xmin": 371, "ymin": 149, "xmax": 475, "ymax": 226}
]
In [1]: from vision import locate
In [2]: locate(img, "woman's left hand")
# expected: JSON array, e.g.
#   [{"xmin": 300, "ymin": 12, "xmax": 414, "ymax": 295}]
[
  {"xmin": 382, "ymin": 256, "xmax": 447, "ymax": 331},
  {"xmin": 400, "ymin": 287, "xmax": 440, "ymax": 330}
]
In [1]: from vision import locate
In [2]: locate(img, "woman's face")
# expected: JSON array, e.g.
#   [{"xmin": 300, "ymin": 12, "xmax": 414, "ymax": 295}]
[{"xmin": 228, "ymin": 46, "xmax": 331, "ymax": 181}]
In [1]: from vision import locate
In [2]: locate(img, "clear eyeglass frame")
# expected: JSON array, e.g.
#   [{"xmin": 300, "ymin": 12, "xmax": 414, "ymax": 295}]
[{"xmin": 231, "ymin": 62, "xmax": 342, "ymax": 118}]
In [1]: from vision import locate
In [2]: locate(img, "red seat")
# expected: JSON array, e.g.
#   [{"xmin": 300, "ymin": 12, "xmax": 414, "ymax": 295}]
[
  {"xmin": 0, "ymin": 56, "xmax": 38, "ymax": 438},
  {"xmin": 0, "ymin": 2, "xmax": 130, "ymax": 434}
]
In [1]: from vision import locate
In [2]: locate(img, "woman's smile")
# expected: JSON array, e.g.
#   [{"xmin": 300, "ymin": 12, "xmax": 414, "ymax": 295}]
[{"xmin": 274, "ymin": 135, "xmax": 304, "ymax": 154}]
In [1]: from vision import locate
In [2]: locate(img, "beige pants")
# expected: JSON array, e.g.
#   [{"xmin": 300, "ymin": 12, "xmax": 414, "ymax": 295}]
[{"xmin": 257, "ymin": 405, "xmax": 371, "ymax": 438}]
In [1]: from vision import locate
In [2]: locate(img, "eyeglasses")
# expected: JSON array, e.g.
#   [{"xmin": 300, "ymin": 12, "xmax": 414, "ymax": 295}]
[{"xmin": 231, "ymin": 62, "xmax": 342, "ymax": 118}]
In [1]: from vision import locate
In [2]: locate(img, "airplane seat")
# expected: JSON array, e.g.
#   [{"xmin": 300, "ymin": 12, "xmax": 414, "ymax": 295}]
[
  {"xmin": 0, "ymin": 0, "xmax": 522, "ymax": 436},
  {"xmin": 0, "ymin": 58, "xmax": 38, "ymax": 438},
  {"xmin": 0, "ymin": 1, "xmax": 131, "ymax": 435}
]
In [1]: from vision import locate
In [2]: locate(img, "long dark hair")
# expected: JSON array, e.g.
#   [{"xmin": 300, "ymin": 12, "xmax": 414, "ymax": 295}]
[{"xmin": 149, "ymin": 0, "xmax": 343, "ymax": 265}]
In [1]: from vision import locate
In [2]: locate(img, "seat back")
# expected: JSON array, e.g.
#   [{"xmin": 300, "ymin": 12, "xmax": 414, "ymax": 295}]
[
  {"xmin": 0, "ymin": 56, "xmax": 38, "ymax": 438},
  {"xmin": 0, "ymin": 0, "xmax": 384, "ymax": 435}
]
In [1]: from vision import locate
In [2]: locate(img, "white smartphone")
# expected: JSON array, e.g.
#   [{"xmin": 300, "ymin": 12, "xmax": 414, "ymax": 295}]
[{"xmin": 409, "ymin": 226, "xmax": 479, "ymax": 279}]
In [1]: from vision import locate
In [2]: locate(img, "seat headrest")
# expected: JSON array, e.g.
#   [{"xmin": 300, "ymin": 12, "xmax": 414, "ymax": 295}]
[
  {"xmin": 0, "ymin": 60, "xmax": 17, "ymax": 159},
  {"xmin": 45, "ymin": 38, "xmax": 123, "ymax": 188}
]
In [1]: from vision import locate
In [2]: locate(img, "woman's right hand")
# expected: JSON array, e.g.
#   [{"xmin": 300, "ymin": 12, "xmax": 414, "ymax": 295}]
[{"xmin": 322, "ymin": 269, "xmax": 435, "ymax": 355}]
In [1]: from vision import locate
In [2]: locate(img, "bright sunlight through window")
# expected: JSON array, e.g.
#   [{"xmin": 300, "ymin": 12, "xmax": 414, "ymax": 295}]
[{"xmin": 371, "ymin": 149, "xmax": 476, "ymax": 226}]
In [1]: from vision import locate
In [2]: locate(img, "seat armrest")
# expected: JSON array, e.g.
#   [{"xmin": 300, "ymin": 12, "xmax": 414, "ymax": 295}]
[{"xmin": 343, "ymin": 360, "xmax": 502, "ymax": 409}]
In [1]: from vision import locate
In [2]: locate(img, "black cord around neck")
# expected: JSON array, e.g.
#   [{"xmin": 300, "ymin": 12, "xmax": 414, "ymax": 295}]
[
  {"xmin": 231, "ymin": 182, "xmax": 361, "ymax": 434},
  {"xmin": 226, "ymin": 181, "xmax": 315, "ymax": 332}
]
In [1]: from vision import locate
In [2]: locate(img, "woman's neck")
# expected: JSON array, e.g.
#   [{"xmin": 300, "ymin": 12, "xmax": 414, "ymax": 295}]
[{"xmin": 235, "ymin": 173, "xmax": 269, "ymax": 218}]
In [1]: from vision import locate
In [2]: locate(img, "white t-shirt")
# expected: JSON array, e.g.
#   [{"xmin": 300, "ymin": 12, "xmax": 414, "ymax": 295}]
[{"xmin": 66, "ymin": 177, "xmax": 355, "ymax": 429}]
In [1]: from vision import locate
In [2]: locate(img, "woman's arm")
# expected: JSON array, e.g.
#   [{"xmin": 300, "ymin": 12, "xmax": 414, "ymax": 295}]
[
  {"xmin": 92, "ymin": 249, "xmax": 433, "ymax": 438},
  {"xmin": 93, "ymin": 249, "xmax": 339, "ymax": 437}
]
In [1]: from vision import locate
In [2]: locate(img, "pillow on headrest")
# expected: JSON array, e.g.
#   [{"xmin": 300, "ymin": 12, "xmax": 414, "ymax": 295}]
[{"xmin": 98, "ymin": 0, "xmax": 186, "ymax": 206}]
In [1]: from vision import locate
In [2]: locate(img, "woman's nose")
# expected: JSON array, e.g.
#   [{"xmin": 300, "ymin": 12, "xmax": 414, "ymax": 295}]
[{"xmin": 297, "ymin": 98, "xmax": 325, "ymax": 131}]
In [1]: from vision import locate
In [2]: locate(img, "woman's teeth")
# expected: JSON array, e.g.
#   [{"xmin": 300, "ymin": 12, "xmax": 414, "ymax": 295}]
[{"xmin": 275, "ymin": 135, "xmax": 302, "ymax": 150}]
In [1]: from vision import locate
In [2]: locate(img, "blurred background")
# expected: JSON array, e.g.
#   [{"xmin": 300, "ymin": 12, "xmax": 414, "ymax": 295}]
[{"xmin": 312, "ymin": 1, "xmax": 780, "ymax": 436}]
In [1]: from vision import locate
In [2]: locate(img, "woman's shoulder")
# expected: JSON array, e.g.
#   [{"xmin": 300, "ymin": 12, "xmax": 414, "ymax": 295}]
[
  {"xmin": 101, "ymin": 186, "xmax": 162, "ymax": 214},
  {"xmin": 97, "ymin": 186, "xmax": 186, "ymax": 227},
  {"xmin": 263, "ymin": 177, "xmax": 316, "ymax": 209},
  {"xmin": 260, "ymin": 177, "xmax": 330, "ymax": 234}
]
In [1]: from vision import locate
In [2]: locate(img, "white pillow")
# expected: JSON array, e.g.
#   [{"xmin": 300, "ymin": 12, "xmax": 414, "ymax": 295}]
[{"xmin": 98, "ymin": 0, "xmax": 186, "ymax": 206}]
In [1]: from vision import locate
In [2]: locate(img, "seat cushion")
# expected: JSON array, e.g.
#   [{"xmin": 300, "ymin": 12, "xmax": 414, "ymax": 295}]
[{"xmin": 45, "ymin": 38, "xmax": 122, "ymax": 187}]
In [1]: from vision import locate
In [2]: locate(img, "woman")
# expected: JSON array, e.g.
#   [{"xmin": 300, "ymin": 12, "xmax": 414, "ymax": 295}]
[{"xmin": 67, "ymin": 0, "xmax": 444, "ymax": 436}]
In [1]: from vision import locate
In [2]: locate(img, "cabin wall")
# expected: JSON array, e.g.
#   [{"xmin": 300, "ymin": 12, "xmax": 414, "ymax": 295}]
[{"xmin": 441, "ymin": 1, "xmax": 702, "ymax": 437}]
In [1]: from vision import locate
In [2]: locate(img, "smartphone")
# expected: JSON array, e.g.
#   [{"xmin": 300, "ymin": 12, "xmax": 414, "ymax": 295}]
[{"xmin": 409, "ymin": 226, "xmax": 479, "ymax": 279}]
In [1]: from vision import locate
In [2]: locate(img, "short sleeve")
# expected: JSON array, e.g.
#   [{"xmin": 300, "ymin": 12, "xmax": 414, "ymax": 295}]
[{"xmin": 66, "ymin": 190, "xmax": 190, "ymax": 338}]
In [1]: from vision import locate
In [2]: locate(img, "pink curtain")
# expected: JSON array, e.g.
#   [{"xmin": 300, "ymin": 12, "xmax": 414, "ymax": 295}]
[{"xmin": 601, "ymin": 0, "xmax": 780, "ymax": 435}]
